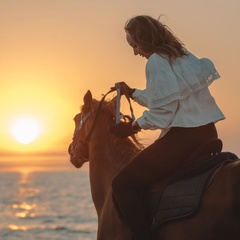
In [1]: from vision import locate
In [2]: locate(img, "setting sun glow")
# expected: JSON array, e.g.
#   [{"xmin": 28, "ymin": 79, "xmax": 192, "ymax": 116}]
[
  {"xmin": 0, "ymin": 0, "xmax": 239, "ymax": 172},
  {"xmin": 11, "ymin": 118, "xmax": 41, "ymax": 144}
]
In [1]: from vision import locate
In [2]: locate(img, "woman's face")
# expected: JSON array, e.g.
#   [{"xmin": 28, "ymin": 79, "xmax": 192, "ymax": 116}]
[{"xmin": 126, "ymin": 32, "xmax": 151, "ymax": 59}]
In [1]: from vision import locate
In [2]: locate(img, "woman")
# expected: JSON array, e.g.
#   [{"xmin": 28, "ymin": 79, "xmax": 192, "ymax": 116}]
[{"xmin": 110, "ymin": 15, "xmax": 225, "ymax": 240}]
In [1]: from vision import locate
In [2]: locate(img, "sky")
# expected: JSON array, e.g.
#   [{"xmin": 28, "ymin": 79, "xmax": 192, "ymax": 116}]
[{"xmin": 0, "ymin": 0, "xmax": 239, "ymax": 171}]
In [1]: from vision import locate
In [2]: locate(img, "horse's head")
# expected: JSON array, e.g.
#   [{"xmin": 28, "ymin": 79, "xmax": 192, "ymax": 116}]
[{"xmin": 68, "ymin": 90, "xmax": 117, "ymax": 168}]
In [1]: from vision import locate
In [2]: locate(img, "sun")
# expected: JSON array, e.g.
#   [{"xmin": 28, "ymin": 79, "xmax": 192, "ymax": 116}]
[{"xmin": 11, "ymin": 117, "xmax": 41, "ymax": 144}]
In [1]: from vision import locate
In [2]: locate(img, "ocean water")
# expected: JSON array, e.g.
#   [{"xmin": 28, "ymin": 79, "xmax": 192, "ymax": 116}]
[{"xmin": 0, "ymin": 170, "xmax": 97, "ymax": 240}]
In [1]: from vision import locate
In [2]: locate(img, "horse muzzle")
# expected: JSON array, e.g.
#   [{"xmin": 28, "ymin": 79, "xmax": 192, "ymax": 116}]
[{"xmin": 68, "ymin": 142, "xmax": 89, "ymax": 168}]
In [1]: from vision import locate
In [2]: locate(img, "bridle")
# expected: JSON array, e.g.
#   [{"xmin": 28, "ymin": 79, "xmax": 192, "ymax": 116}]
[{"xmin": 68, "ymin": 86, "xmax": 135, "ymax": 163}]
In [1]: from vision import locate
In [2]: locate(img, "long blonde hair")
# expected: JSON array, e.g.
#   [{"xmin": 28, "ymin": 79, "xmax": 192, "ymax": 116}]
[{"xmin": 125, "ymin": 15, "xmax": 187, "ymax": 62}]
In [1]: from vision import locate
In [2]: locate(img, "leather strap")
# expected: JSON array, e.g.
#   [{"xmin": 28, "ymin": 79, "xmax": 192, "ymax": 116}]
[{"xmin": 115, "ymin": 83, "xmax": 135, "ymax": 125}]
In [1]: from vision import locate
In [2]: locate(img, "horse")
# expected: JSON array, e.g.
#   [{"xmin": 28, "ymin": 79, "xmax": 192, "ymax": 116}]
[{"xmin": 69, "ymin": 90, "xmax": 240, "ymax": 240}]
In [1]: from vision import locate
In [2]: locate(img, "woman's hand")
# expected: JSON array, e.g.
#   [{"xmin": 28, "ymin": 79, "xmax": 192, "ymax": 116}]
[
  {"xmin": 109, "ymin": 121, "xmax": 138, "ymax": 138},
  {"xmin": 115, "ymin": 82, "xmax": 135, "ymax": 99}
]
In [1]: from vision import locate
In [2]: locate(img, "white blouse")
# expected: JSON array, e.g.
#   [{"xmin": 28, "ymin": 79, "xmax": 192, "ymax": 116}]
[{"xmin": 132, "ymin": 51, "xmax": 225, "ymax": 137}]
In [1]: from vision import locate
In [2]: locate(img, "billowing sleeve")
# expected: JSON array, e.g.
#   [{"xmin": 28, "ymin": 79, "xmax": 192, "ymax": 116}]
[
  {"xmin": 145, "ymin": 54, "xmax": 179, "ymax": 109},
  {"xmin": 134, "ymin": 54, "xmax": 179, "ymax": 129},
  {"xmin": 131, "ymin": 54, "xmax": 178, "ymax": 108},
  {"xmin": 132, "ymin": 89, "xmax": 148, "ymax": 107},
  {"xmin": 136, "ymin": 101, "xmax": 178, "ymax": 130}
]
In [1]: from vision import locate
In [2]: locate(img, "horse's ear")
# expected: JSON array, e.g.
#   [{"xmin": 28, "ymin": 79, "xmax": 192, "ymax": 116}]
[{"xmin": 83, "ymin": 90, "xmax": 92, "ymax": 111}]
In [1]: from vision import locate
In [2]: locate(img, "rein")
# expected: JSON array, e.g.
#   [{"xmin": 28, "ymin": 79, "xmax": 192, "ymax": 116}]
[{"xmin": 115, "ymin": 82, "xmax": 135, "ymax": 124}]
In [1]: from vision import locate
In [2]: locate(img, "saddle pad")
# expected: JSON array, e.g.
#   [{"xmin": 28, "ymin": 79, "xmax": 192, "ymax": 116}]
[{"xmin": 151, "ymin": 152, "xmax": 238, "ymax": 230}]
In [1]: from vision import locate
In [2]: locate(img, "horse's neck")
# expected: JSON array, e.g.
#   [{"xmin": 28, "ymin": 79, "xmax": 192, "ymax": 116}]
[
  {"xmin": 89, "ymin": 135, "xmax": 137, "ymax": 180},
  {"xmin": 88, "ymin": 132, "xmax": 139, "ymax": 209}
]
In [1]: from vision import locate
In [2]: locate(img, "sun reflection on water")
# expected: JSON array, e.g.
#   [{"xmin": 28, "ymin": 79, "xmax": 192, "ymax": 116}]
[
  {"xmin": 8, "ymin": 171, "xmax": 40, "ymax": 231},
  {"xmin": 12, "ymin": 202, "xmax": 36, "ymax": 210},
  {"xmin": 8, "ymin": 224, "xmax": 27, "ymax": 231}
]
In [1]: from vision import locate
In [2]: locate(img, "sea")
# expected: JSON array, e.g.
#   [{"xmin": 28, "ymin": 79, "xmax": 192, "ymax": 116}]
[{"xmin": 0, "ymin": 170, "xmax": 97, "ymax": 240}]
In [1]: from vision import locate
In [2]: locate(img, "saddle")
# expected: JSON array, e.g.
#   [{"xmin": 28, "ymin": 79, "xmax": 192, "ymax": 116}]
[{"xmin": 146, "ymin": 139, "xmax": 239, "ymax": 230}]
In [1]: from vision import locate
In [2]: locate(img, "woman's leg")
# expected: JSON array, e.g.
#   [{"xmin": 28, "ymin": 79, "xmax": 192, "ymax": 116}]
[{"xmin": 112, "ymin": 123, "xmax": 217, "ymax": 240}]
